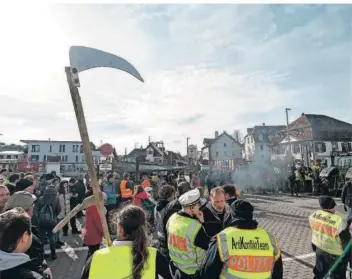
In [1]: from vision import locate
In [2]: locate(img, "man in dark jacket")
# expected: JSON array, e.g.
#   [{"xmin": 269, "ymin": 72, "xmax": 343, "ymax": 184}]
[
  {"xmin": 205, "ymin": 170, "xmax": 216, "ymax": 195},
  {"xmin": 75, "ymin": 178, "xmax": 86, "ymax": 217},
  {"xmin": 6, "ymin": 173, "xmax": 20, "ymax": 195},
  {"xmin": 201, "ymin": 186, "xmax": 233, "ymax": 237},
  {"xmin": 198, "ymin": 200, "xmax": 283, "ymax": 279},
  {"xmin": 36, "ymin": 185, "xmax": 61, "ymax": 260},
  {"xmin": 223, "ymin": 184, "xmax": 237, "ymax": 206},
  {"xmin": 0, "ymin": 208, "xmax": 44, "ymax": 279},
  {"xmin": 342, "ymin": 181, "xmax": 352, "ymax": 220},
  {"xmin": 154, "ymin": 184, "xmax": 175, "ymax": 256},
  {"xmin": 5, "ymin": 191, "xmax": 52, "ymax": 278},
  {"xmin": 68, "ymin": 177, "xmax": 80, "ymax": 234}
]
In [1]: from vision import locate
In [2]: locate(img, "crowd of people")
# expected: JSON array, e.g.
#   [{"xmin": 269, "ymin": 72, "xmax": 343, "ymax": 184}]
[{"xmin": 0, "ymin": 168, "xmax": 351, "ymax": 279}]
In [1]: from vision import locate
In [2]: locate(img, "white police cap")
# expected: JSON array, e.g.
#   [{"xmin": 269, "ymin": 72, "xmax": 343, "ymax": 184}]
[{"xmin": 178, "ymin": 189, "xmax": 201, "ymax": 207}]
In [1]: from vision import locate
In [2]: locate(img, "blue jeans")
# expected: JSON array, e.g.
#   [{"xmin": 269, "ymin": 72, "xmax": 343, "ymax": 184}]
[{"xmin": 40, "ymin": 227, "xmax": 56, "ymax": 256}]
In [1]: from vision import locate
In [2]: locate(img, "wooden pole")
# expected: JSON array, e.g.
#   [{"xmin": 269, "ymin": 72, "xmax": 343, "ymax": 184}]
[{"xmin": 65, "ymin": 67, "xmax": 111, "ymax": 246}]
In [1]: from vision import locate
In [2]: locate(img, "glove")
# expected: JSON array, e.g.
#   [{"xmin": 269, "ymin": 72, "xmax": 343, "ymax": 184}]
[
  {"xmin": 43, "ymin": 268, "xmax": 52, "ymax": 279},
  {"xmin": 344, "ymin": 205, "xmax": 347, "ymax": 212}
]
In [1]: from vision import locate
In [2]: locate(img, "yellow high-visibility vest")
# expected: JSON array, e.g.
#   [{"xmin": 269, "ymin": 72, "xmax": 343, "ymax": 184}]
[
  {"xmin": 217, "ymin": 227, "xmax": 280, "ymax": 279},
  {"xmin": 309, "ymin": 210, "xmax": 344, "ymax": 255},
  {"xmin": 167, "ymin": 213, "xmax": 206, "ymax": 275},
  {"xmin": 89, "ymin": 246, "xmax": 157, "ymax": 279}
]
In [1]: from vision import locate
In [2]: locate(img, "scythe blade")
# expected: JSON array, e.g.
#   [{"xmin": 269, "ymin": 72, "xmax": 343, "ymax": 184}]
[{"xmin": 69, "ymin": 46, "xmax": 144, "ymax": 82}]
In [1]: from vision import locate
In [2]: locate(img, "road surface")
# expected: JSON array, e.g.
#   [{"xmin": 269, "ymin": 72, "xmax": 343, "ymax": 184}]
[{"xmin": 46, "ymin": 193, "xmax": 349, "ymax": 279}]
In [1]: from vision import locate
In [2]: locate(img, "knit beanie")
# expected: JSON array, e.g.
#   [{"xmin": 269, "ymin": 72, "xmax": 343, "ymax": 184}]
[
  {"xmin": 231, "ymin": 200, "xmax": 254, "ymax": 220},
  {"xmin": 319, "ymin": 195, "xmax": 336, "ymax": 210}
]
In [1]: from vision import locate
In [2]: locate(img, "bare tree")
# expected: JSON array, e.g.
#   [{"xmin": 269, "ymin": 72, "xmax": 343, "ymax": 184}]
[{"xmin": 233, "ymin": 129, "xmax": 244, "ymax": 143}]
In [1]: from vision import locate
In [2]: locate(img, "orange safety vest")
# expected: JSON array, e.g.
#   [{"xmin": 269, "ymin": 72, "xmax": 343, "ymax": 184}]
[
  {"xmin": 120, "ymin": 180, "xmax": 132, "ymax": 199},
  {"xmin": 141, "ymin": 179, "xmax": 151, "ymax": 189}
]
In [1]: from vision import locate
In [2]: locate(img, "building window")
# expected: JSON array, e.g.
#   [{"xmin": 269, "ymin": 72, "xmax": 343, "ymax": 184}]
[
  {"xmin": 224, "ymin": 143, "xmax": 227, "ymax": 147},
  {"xmin": 293, "ymin": 144, "xmax": 300, "ymax": 154},
  {"xmin": 80, "ymin": 145, "xmax": 83, "ymax": 153},
  {"xmin": 76, "ymin": 155, "xmax": 78, "ymax": 162},
  {"xmin": 315, "ymin": 142, "xmax": 326, "ymax": 153},
  {"xmin": 65, "ymin": 155, "xmax": 68, "ymax": 162},
  {"xmin": 341, "ymin": 142, "xmax": 350, "ymax": 153},
  {"xmin": 31, "ymin": 155, "xmax": 39, "ymax": 162},
  {"xmin": 43, "ymin": 155, "xmax": 46, "ymax": 161},
  {"xmin": 216, "ymin": 152, "xmax": 219, "ymax": 157},
  {"xmin": 73, "ymin": 144, "xmax": 79, "ymax": 152},
  {"xmin": 224, "ymin": 151, "xmax": 227, "ymax": 156},
  {"xmin": 49, "ymin": 145, "xmax": 52, "ymax": 152},
  {"xmin": 260, "ymin": 145, "xmax": 264, "ymax": 151},
  {"xmin": 82, "ymin": 155, "xmax": 86, "ymax": 163},
  {"xmin": 31, "ymin": 145, "xmax": 40, "ymax": 152}
]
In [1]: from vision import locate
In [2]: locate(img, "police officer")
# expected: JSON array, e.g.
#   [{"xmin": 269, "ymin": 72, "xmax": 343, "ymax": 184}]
[
  {"xmin": 199, "ymin": 200, "xmax": 283, "ymax": 279},
  {"xmin": 167, "ymin": 189, "xmax": 210, "ymax": 279},
  {"xmin": 309, "ymin": 196, "xmax": 351, "ymax": 279}
]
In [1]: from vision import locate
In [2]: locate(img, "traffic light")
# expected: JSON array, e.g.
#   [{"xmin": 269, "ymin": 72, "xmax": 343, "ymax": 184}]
[{"xmin": 71, "ymin": 67, "xmax": 81, "ymax": 87}]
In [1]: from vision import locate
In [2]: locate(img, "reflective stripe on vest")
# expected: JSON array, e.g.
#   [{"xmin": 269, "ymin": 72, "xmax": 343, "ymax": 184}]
[
  {"xmin": 120, "ymin": 180, "xmax": 132, "ymax": 198},
  {"xmin": 167, "ymin": 213, "xmax": 206, "ymax": 275},
  {"xmin": 217, "ymin": 227, "xmax": 279, "ymax": 279},
  {"xmin": 141, "ymin": 179, "xmax": 150, "ymax": 189},
  {"xmin": 309, "ymin": 210, "xmax": 344, "ymax": 256},
  {"xmin": 89, "ymin": 246, "xmax": 157, "ymax": 279}
]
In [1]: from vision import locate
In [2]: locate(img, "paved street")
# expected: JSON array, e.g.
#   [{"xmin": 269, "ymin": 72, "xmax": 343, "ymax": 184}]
[{"xmin": 46, "ymin": 194, "xmax": 349, "ymax": 279}]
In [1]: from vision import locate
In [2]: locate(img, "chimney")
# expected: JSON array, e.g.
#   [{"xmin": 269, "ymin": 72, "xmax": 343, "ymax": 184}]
[
  {"xmin": 215, "ymin": 131, "xmax": 219, "ymax": 137},
  {"xmin": 301, "ymin": 113, "xmax": 305, "ymax": 116},
  {"xmin": 262, "ymin": 123, "xmax": 265, "ymax": 126}
]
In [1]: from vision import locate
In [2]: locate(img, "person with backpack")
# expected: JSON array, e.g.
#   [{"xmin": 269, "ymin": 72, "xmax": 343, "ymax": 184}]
[{"xmin": 36, "ymin": 185, "xmax": 61, "ymax": 260}]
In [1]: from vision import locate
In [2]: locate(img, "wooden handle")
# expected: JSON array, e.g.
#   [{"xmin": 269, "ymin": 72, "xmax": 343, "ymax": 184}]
[
  {"xmin": 53, "ymin": 204, "xmax": 82, "ymax": 233},
  {"xmin": 65, "ymin": 67, "xmax": 111, "ymax": 246}
]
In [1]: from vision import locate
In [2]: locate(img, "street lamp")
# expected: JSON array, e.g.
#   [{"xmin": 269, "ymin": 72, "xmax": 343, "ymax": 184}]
[{"xmin": 285, "ymin": 108, "xmax": 292, "ymax": 158}]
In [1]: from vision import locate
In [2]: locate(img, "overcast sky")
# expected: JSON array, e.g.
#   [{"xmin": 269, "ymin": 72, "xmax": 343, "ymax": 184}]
[{"xmin": 0, "ymin": 4, "xmax": 351, "ymax": 154}]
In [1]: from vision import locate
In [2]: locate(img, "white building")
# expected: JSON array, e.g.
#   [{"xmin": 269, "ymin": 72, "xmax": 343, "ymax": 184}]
[
  {"xmin": 20, "ymin": 140, "xmax": 100, "ymax": 174},
  {"xmin": 201, "ymin": 131, "xmax": 243, "ymax": 170},
  {"xmin": 244, "ymin": 124, "xmax": 285, "ymax": 162},
  {"xmin": 0, "ymin": 151, "xmax": 25, "ymax": 171},
  {"xmin": 270, "ymin": 113, "xmax": 352, "ymax": 167}
]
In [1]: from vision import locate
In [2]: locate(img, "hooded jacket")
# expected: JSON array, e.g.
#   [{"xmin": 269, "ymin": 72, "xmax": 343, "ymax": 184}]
[
  {"xmin": 35, "ymin": 186, "xmax": 61, "ymax": 226},
  {"xmin": 154, "ymin": 200, "xmax": 171, "ymax": 249},
  {"xmin": 201, "ymin": 202, "xmax": 233, "ymax": 237},
  {"xmin": 0, "ymin": 251, "xmax": 44, "ymax": 279}
]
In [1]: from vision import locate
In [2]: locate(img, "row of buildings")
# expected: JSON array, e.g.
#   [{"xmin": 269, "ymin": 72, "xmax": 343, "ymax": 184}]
[
  {"xmin": 200, "ymin": 113, "xmax": 352, "ymax": 170},
  {"xmin": 1, "ymin": 113, "xmax": 351, "ymax": 175}
]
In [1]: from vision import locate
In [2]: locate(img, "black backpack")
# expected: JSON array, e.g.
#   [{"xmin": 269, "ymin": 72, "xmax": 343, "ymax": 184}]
[{"xmin": 38, "ymin": 202, "xmax": 56, "ymax": 227}]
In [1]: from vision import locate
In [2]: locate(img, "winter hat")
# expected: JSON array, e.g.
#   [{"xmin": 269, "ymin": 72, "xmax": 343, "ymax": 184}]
[
  {"xmin": 15, "ymin": 179, "xmax": 34, "ymax": 192},
  {"xmin": 5, "ymin": 191, "xmax": 37, "ymax": 211},
  {"xmin": 231, "ymin": 200, "xmax": 254, "ymax": 220},
  {"xmin": 319, "ymin": 196, "xmax": 336, "ymax": 210},
  {"xmin": 45, "ymin": 173, "xmax": 56, "ymax": 181}
]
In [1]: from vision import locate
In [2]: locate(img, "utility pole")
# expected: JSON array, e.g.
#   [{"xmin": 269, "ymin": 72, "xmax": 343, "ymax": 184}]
[
  {"xmin": 124, "ymin": 147, "xmax": 127, "ymax": 162},
  {"xmin": 187, "ymin": 137, "xmax": 190, "ymax": 156},
  {"xmin": 148, "ymin": 136, "xmax": 151, "ymax": 144},
  {"xmin": 285, "ymin": 108, "xmax": 292, "ymax": 160}
]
